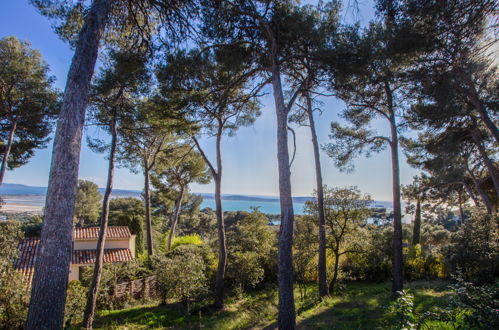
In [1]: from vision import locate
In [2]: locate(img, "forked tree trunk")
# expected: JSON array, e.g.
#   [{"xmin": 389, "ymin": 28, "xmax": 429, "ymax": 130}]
[
  {"xmin": 305, "ymin": 93, "xmax": 328, "ymax": 297},
  {"xmin": 412, "ymin": 199, "xmax": 421, "ymax": 245},
  {"xmin": 143, "ymin": 162, "xmax": 154, "ymax": 255},
  {"xmin": 0, "ymin": 120, "xmax": 16, "ymax": 185},
  {"xmin": 271, "ymin": 63, "xmax": 296, "ymax": 330},
  {"xmin": 83, "ymin": 113, "xmax": 118, "ymax": 329},
  {"xmin": 214, "ymin": 130, "xmax": 227, "ymax": 308},
  {"xmin": 26, "ymin": 0, "xmax": 111, "ymax": 328},
  {"xmin": 166, "ymin": 186, "xmax": 185, "ymax": 250},
  {"xmin": 386, "ymin": 82, "xmax": 403, "ymax": 294}
]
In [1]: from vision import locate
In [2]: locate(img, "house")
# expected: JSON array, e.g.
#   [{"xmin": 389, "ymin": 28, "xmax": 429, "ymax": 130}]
[{"xmin": 15, "ymin": 226, "xmax": 136, "ymax": 284}]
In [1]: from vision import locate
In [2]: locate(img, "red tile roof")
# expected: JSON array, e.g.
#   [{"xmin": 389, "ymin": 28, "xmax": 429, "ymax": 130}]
[
  {"xmin": 72, "ymin": 248, "xmax": 134, "ymax": 264},
  {"xmin": 15, "ymin": 238, "xmax": 39, "ymax": 286},
  {"xmin": 15, "ymin": 237, "xmax": 134, "ymax": 285},
  {"xmin": 73, "ymin": 226, "xmax": 131, "ymax": 239}
]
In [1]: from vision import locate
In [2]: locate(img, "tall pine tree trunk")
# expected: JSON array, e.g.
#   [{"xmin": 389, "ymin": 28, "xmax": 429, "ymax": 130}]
[
  {"xmin": 143, "ymin": 161, "xmax": 154, "ymax": 255},
  {"xmin": 214, "ymin": 130, "xmax": 227, "ymax": 308},
  {"xmin": 0, "ymin": 120, "xmax": 16, "ymax": 185},
  {"xmin": 412, "ymin": 199, "xmax": 421, "ymax": 245},
  {"xmin": 26, "ymin": 0, "xmax": 111, "ymax": 328},
  {"xmin": 386, "ymin": 81, "xmax": 403, "ymax": 294},
  {"xmin": 305, "ymin": 93, "xmax": 328, "ymax": 297},
  {"xmin": 83, "ymin": 113, "xmax": 118, "ymax": 329},
  {"xmin": 166, "ymin": 186, "xmax": 185, "ymax": 250},
  {"xmin": 271, "ymin": 63, "xmax": 296, "ymax": 330}
]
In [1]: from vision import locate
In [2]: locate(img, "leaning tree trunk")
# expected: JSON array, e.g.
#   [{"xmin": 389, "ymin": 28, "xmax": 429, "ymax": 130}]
[
  {"xmin": 0, "ymin": 120, "xmax": 16, "ymax": 185},
  {"xmin": 462, "ymin": 181, "xmax": 480, "ymax": 207},
  {"xmin": 271, "ymin": 63, "xmax": 296, "ymax": 330},
  {"xmin": 305, "ymin": 93, "xmax": 328, "ymax": 297},
  {"xmin": 469, "ymin": 170, "xmax": 493, "ymax": 214},
  {"xmin": 466, "ymin": 80, "xmax": 499, "ymax": 145},
  {"xmin": 143, "ymin": 161, "xmax": 154, "ymax": 255},
  {"xmin": 386, "ymin": 84, "xmax": 404, "ymax": 294},
  {"xmin": 26, "ymin": 1, "xmax": 111, "ymax": 328},
  {"xmin": 214, "ymin": 130, "xmax": 227, "ymax": 309},
  {"xmin": 472, "ymin": 133, "xmax": 499, "ymax": 197},
  {"xmin": 166, "ymin": 186, "xmax": 185, "ymax": 251},
  {"xmin": 412, "ymin": 199, "xmax": 421, "ymax": 245},
  {"xmin": 83, "ymin": 113, "xmax": 118, "ymax": 329}
]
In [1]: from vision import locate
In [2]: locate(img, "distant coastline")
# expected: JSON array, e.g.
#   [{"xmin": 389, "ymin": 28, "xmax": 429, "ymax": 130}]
[{"xmin": 0, "ymin": 183, "xmax": 393, "ymax": 215}]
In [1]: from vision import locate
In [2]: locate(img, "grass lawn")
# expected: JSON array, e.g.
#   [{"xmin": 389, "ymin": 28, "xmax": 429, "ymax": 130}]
[{"xmin": 92, "ymin": 280, "xmax": 452, "ymax": 329}]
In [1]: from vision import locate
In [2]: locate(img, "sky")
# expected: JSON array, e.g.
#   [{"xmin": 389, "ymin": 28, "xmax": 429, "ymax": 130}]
[{"xmin": 0, "ymin": 0, "xmax": 420, "ymax": 201}]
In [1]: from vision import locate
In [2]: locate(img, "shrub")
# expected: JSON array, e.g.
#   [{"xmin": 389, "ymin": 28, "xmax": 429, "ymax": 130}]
[
  {"xmin": 64, "ymin": 280, "xmax": 87, "ymax": 327},
  {"xmin": 152, "ymin": 245, "xmax": 209, "ymax": 311},
  {"xmin": 383, "ymin": 290, "xmax": 417, "ymax": 330},
  {"xmin": 444, "ymin": 211, "xmax": 499, "ymax": 284}
]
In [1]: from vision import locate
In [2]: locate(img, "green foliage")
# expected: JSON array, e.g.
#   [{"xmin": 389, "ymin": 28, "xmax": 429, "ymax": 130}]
[
  {"xmin": 293, "ymin": 215, "xmax": 318, "ymax": 299},
  {"xmin": 74, "ymin": 179, "xmax": 102, "ymax": 227},
  {"xmin": 404, "ymin": 244, "xmax": 446, "ymax": 281},
  {"xmin": 225, "ymin": 210, "xmax": 276, "ymax": 292},
  {"xmin": 383, "ymin": 290, "xmax": 417, "ymax": 330},
  {"xmin": 152, "ymin": 245, "xmax": 209, "ymax": 311},
  {"xmin": 0, "ymin": 36, "xmax": 60, "ymax": 173},
  {"xmin": 444, "ymin": 211, "xmax": 499, "ymax": 284},
  {"xmin": 0, "ymin": 221, "xmax": 27, "ymax": 329},
  {"xmin": 64, "ymin": 280, "xmax": 87, "ymax": 327},
  {"xmin": 109, "ymin": 197, "xmax": 145, "ymax": 255},
  {"xmin": 170, "ymin": 233, "xmax": 203, "ymax": 250}
]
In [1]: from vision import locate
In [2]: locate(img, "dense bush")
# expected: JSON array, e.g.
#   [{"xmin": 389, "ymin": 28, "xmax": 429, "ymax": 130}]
[
  {"xmin": 152, "ymin": 245, "xmax": 210, "ymax": 311},
  {"xmin": 225, "ymin": 210, "xmax": 276, "ymax": 293},
  {"xmin": 444, "ymin": 211, "xmax": 499, "ymax": 284},
  {"xmin": 64, "ymin": 280, "xmax": 87, "ymax": 327},
  {"xmin": 0, "ymin": 221, "xmax": 28, "ymax": 329}
]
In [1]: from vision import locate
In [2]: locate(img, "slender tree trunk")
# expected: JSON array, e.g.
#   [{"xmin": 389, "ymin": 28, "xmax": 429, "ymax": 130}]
[
  {"xmin": 462, "ymin": 181, "xmax": 479, "ymax": 207},
  {"xmin": 305, "ymin": 93, "xmax": 328, "ymax": 297},
  {"xmin": 83, "ymin": 113, "xmax": 118, "ymax": 329},
  {"xmin": 271, "ymin": 63, "xmax": 296, "ymax": 330},
  {"xmin": 0, "ymin": 120, "xmax": 16, "ymax": 185},
  {"xmin": 412, "ymin": 199, "xmax": 421, "ymax": 245},
  {"xmin": 143, "ymin": 162, "xmax": 154, "ymax": 255},
  {"xmin": 386, "ymin": 82, "xmax": 404, "ymax": 294},
  {"xmin": 329, "ymin": 250, "xmax": 340, "ymax": 293},
  {"xmin": 466, "ymin": 82, "xmax": 499, "ymax": 145},
  {"xmin": 26, "ymin": 1, "xmax": 111, "ymax": 328},
  {"xmin": 166, "ymin": 186, "xmax": 185, "ymax": 251},
  {"xmin": 472, "ymin": 133, "xmax": 499, "ymax": 197},
  {"xmin": 214, "ymin": 130, "xmax": 227, "ymax": 308},
  {"xmin": 469, "ymin": 170, "xmax": 493, "ymax": 214}
]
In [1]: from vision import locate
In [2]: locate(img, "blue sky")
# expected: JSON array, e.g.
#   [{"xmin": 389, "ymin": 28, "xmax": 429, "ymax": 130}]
[{"xmin": 0, "ymin": 0, "xmax": 419, "ymax": 201}]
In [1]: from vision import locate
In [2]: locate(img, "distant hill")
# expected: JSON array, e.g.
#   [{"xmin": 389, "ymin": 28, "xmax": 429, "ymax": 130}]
[{"xmin": 0, "ymin": 183, "xmax": 392, "ymax": 208}]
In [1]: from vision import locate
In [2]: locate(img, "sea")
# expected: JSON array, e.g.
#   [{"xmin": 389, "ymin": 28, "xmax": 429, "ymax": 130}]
[{"xmin": 0, "ymin": 183, "xmax": 393, "ymax": 216}]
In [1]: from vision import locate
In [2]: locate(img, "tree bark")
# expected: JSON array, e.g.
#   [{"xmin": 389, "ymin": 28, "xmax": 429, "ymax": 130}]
[
  {"xmin": 214, "ymin": 129, "xmax": 227, "ymax": 308},
  {"xmin": 412, "ymin": 199, "xmax": 421, "ymax": 245},
  {"xmin": 166, "ymin": 186, "xmax": 185, "ymax": 251},
  {"xmin": 271, "ymin": 63, "xmax": 296, "ymax": 329},
  {"xmin": 472, "ymin": 133, "xmax": 499, "ymax": 197},
  {"xmin": 466, "ymin": 81, "xmax": 499, "ymax": 145},
  {"xmin": 329, "ymin": 250, "xmax": 340, "ymax": 293},
  {"xmin": 462, "ymin": 181, "xmax": 479, "ymax": 207},
  {"xmin": 26, "ymin": 0, "xmax": 111, "ymax": 328},
  {"xmin": 469, "ymin": 170, "xmax": 493, "ymax": 214},
  {"xmin": 83, "ymin": 112, "xmax": 118, "ymax": 329},
  {"xmin": 386, "ymin": 82, "xmax": 404, "ymax": 294},
  {"xmin": 144, "ymin": 161, "xmax": 154, "ymax": 255},
  {"xmin": 305, "ymin": 93, "xmax": 328, "ymax": 297},
  {"xmin": 0, "ymin": 119, "xmax": 16, "ymax": 185}
]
